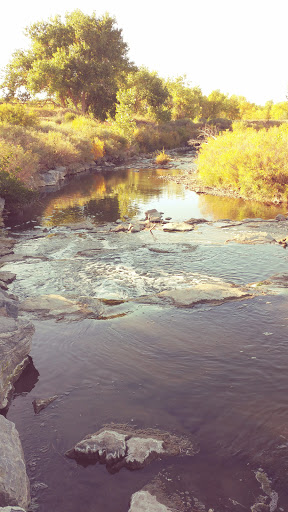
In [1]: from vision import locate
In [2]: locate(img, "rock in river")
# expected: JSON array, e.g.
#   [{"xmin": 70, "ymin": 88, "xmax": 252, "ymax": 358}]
[
  {"xmin": 128, "ymin": 490, "xmax": 174, "ymax": 512},
  {"xmin": 0, "ymin": 507, "xmax": 26, "ymax": 511},
  {"xmin": 0, "ymin": 317, "xmax": 34, "ymax": 410},
  {"xmin": 157, "ymin": 281, "xmax": 251, "ymax": 307},
  {"xmin": 32, "ymin": 395, "xmax": 58, "ymax": 414},
  {"xmin": 163, "ymin": 222, "xmax": 194, "ymax": 232},
  {"xmin": 66, "ymin": 426, "xmax": 196, "ymax": 472},
  {"xmin": 0, "ymin": 416, "xmax": 30, "ymax": 510}
]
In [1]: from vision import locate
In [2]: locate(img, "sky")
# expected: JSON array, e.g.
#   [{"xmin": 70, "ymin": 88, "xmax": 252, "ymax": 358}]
[{"xmin": 0, "ymin": 0, "xmax": 287, "ymax": 106}]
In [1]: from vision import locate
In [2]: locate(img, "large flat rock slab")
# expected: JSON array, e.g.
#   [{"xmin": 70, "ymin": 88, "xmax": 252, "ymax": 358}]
[
  {"xmin": 0, "ymin": 416, "xmax": 30, "ymax": 510},
  {"xmin": 157, "ymin": 281, "xmax": 251, "ymax": 307},
  {"xmin": 163, "ymin": 222, "xmax": 194, "ymax": 232},
  {"xmin": 0, "ymin": 318, "xmax": 34, "ymax": 409}
]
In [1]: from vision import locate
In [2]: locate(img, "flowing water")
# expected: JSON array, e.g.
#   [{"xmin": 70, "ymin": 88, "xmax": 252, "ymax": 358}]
[{"xmin": 2, "ymin": 153, "xmax": 288, "ymax": 511}]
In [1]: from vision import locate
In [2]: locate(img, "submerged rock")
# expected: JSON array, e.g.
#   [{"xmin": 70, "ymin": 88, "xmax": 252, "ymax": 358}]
[
  {"xmin": 66, "ymin": 426, "xmax": 196, "ymax": 472},
  {"xmin": 32, "ymin": 395, "xmax": 58, "ymax": 414},
  {"xmin": 0, "ymin": 317, "xmax": 34, "ymax": 409},
  {"xmin": 0, "ymin": 416, "xmax": 30, "ymax": 510}
]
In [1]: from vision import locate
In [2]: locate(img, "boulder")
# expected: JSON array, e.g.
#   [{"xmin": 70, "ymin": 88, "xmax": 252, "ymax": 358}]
[
  {"xmin": 66, "ymin": 426, "xmax": 196, "ymax": 472},
  {"xmin": 38, "ymin": 167, "xmax": 67, "ymax": 187},
  {"xmin": 0, "ymin": 317, "xmax": 34, "ymax": 409},
  {"xmin": 163, "ymin": 222, "xmax": 194, "ymax": 232},
  {"xmin": 0, "ymin": 416, "xmax": 30, "ymax": 510}
]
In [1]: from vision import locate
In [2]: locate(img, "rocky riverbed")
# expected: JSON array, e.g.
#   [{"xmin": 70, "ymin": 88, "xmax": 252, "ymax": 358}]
[{"xmin": 1, "ymin": 151, "xmax": 288, "ymax": 511}]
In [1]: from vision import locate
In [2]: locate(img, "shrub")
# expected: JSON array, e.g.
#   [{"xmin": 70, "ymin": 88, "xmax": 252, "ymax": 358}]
[
  {"xmin": 0, "ymin": 103, "xmax": 39, "ymax": 127},
  {"xmin": 0, "ymin": 151, "xmax": 37, "ymax": 205},
  {"xmin": 92, "ymin": 137, "xmax": 105, "ymax": 159},
  {"xmin": 155, "ymin": 149, "xmax": 172, "ymax": 165},
  {"xmin": 197, "ymin": 122, "xmax": 288, "ymax": 203}
]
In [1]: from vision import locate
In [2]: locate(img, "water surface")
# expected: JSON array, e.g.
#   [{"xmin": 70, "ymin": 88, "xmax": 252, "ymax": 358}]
[{"xmin": 3, "ymin": 155, "xmax": 288, "ymax": 511}]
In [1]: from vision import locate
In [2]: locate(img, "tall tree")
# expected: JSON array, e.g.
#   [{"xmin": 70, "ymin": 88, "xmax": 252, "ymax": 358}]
[
  {"xmin": 122, "ymin": 68, "xmax": 171, "ymax": 122},
  {"xmin": 166, "ymin": 76, "xmax": 203, "ymax": 120},
  {"xmin": 1, "ymin": 10, "xmax": 133, "ymax": 119}
]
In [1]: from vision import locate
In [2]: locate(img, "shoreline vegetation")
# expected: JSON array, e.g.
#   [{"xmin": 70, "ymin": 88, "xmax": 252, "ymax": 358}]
[{"xmin": 0, "ymin": 9, "xmax": 288, "ymax": 208}]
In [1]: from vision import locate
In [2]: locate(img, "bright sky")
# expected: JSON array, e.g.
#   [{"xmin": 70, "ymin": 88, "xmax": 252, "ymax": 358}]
[{"xmin": 1, "ymin": 0, "xmax": 287, "ymax": 106}]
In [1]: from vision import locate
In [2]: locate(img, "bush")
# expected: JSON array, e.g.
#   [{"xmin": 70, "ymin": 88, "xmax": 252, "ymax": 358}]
[
  {"xmin": 0, "ymin": 103, "xmax": 39, "ymax": 126},
  {"xmin": 0, "ymin": 152, "xmax": 37, "ymax": 205},
  {"xmin": 197, "ymin": 122, "xmax": 288, "ymax": 203},
  {"xmin": 155, "ymin": 149, "xmax": 172, "ymax": 165}
]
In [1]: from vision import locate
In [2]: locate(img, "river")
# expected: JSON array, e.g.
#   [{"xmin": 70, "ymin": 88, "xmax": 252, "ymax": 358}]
[{"xmin": 2, "ymin": 151, "xmax": 288, "ymax": 511}]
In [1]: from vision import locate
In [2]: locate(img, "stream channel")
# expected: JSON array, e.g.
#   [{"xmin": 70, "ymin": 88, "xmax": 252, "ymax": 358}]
[{"xmin": 2, "ymin": 150, "xmax": 288, "ymax": 511}]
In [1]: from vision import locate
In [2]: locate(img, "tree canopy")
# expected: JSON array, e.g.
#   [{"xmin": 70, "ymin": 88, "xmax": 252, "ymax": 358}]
[{"xmin": 1, "ymin": 10, "xmax": 133, "ymax": 119}]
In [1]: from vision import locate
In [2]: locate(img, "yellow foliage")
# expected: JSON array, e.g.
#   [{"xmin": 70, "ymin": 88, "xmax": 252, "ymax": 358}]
[
  {"xmin": 155, "ymin": 149, "xmax": 172, "ymax": 165},
  {"xmin": 92, "ymin": 137, "xmax": 105, "ymax": 159},
  {"xmin": 197, "ymin": 122, "xmax": 288, "ymax": 203}
]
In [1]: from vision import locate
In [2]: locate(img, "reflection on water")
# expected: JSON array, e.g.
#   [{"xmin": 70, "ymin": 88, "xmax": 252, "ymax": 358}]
[
  {"xmin": 3, "ymin": 155, "xmax": 288, "ymax": 510},
  {"xmin": 6, "ymin": 298, "xmax": 288, "ymax": 511},
  {"xmin": 5, "ymin": 164, "xmax": 288, "ymax": 230}
]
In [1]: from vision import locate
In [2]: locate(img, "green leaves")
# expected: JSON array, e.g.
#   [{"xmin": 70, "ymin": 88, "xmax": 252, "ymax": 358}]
[{"xmin": 1, "ymin": 10, "xmax": 132, "ymax": 118}]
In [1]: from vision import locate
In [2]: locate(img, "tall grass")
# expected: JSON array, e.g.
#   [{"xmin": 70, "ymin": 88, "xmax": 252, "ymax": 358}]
[{"xmin": 197, "ymin": 122, "xmax": 288, "ymax": 203}]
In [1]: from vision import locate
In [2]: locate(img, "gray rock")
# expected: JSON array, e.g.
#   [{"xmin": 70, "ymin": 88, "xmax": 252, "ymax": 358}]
[
  {"xmin": 163, "ymin": 222, "xmax": 194, "ymax": 232},
  {"xmin": 0, "ymin": 507, "xmax": 26, "ymax": 511},
  {"xmin": 125, "ymin": 437, "xmax": 164, "ymax": 469},
  {"xmin": 0, "ymin": 416, "xmax": 30, "ymax": 509},
  {"xmin": 275, "ymin": 214, "xmax": 287, "ymax": 221},
  {"xmin": 228, "ymin": 232, "xmax": 275, "ymax": 244},
  {"xmin": 0, "ymin": 318, "xmax": 34, "ymax": 409},
  {"xmin": 20, "ymin": 295, "xmax": 81, "ymax": 317},
  {"xmin": 66, "ymin": 430, "xmax": 127, "ymax": 463},
  {"xmin": 0, "ymin": 291, "xmax": 19, "ymax": 318},
  {"xmin": 145, "ymin": 209, "xmax": 163, "ymax": 222},
  {"xmin": 32, "ymin": 395, "xmax": 58, "ymax": 414},
  {"xmin": 128, "ymin": 491, "xmax": 174, "ymax": 512},
  {"xmin": 157, "ymin": 281, "xmax": 250, "ymax": 307},
  {"xmin": 110, "ymin": 224, "xmax": 129, "ymax": 233},
  {"xmin": 186, "ymin": 217, "xmax": 208, "ymax": 224},
  {"xmin": 66, "ymin": 426, "xmax": 196, "ymax": 471},
  {"xmin": 0, "ymin": 273, "xmax": 16, "ymax": 285},
  {"xmin": 38, "ymin": 167, "xmax": 67, "ymax": 187},
  {"xmin": 0, "ymin": 238, "xmax": 15, "ymax": 259}
]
